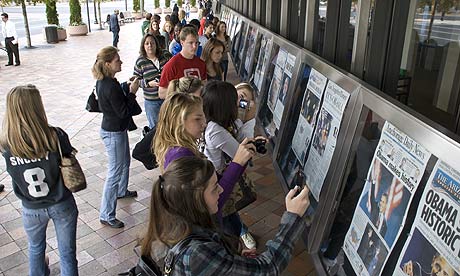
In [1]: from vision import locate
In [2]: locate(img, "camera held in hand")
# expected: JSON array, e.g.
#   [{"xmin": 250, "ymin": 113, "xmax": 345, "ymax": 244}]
[{"xmin": 249, "ymin": 139, "xmax": 267, "ymax": 154}]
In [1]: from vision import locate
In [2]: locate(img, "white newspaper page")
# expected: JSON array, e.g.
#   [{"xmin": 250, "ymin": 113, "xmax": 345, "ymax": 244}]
[
  {"xmin": 273, "ymin": 53, "xmax": 297, "ymax": 128},
  {"xmin": 244, "ymin": 27, "xmax": 258, "ymax": 72},
  {"xmin": 303, "ymin": 81, "xmax": 350, "ymax": 201},
  {"xmin": 267, "ymin": 48, "xmax": 288, "ymax": 113},
  {"xmin": 343, "ymin": 122, "xmax": 431, "ymax": 276},
  {"xmin": 254, "ymin": 37, "xmax": 272, "ymax": 92},
  {"xmin": 394, "ymin": 160, "xmax": 460, "ymax": 276},
  {"xmin": 291, "ymin": 69, "xmax": 328, "ymax": 164}
]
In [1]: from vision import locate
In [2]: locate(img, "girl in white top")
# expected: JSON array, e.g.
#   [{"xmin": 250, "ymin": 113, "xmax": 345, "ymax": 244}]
[{"xmin": 202, "ymin": 81, "xmax": 264, "ymax": 250}]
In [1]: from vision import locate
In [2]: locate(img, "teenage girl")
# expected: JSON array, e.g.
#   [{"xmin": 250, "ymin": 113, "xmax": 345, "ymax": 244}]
[
  {"xmin": 141, "ymin": 155, "xmax": 311, "ymax": 275},
  {"xmin": 0, "ymin": 85, "xmax": 79, "ymax": 276}
]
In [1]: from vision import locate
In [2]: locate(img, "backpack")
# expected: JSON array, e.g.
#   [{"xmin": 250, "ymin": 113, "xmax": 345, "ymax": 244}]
[
  {"xmin": 132, "ymin": 126, "xmax": 158, "ymax": 170},
  {"xmin": 119, "ymin": 234, "xmax": 211, "ymax": 276}
]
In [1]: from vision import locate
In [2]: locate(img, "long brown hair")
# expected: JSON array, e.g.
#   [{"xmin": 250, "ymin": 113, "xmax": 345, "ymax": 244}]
[
  {"xmin": 140, "ymin": 156, "xmax": 215, "ymax": 256},
  {"xmin": 153, "ymin": 92, "xmax": 204, "ymax": 171},
  {"xmin": 201, "ymin": 38, "xmax": 224, "ymax": 78},
  {"xmin": 0, "ymin": 85, "xmax": 58, "ymax": 159}
]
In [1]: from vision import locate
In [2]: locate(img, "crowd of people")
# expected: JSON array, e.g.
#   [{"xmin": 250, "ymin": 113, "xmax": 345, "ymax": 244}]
[{"xmin": 0, "ymin": 3, "xmax": 312, "ymax": 275}]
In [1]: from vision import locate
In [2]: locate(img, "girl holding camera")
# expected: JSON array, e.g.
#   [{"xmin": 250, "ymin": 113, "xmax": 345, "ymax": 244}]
[
  {"xmin": 202, "ymin": 81, "xmax": 266, "ymax": 250},
  {"xmin": 141, "ymin": 156, "xmax": 310, "ymax": 275}
]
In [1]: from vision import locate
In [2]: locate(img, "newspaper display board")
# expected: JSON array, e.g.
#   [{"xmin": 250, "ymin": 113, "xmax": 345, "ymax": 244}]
[
  {"xmin": 267, "ymin": 48, "xmax": 288, "ymax": 114},
  {"xmin": 343, "ymin": 122, "xmax": 431, "ymax": 276},
  {"xmin": 394, "ymin": 160, "xmax": 460, "ymax": 276},
  {"xmin": 273, "ymin": 53, "xmax": 297, "ymax": 128},
  {"xmin": 253, "ymin": 36, "xmax": 273, "ymax": 94},
  {"xmin": 244, "ymin": 26, "xmax": 258, "ymax": 74},
  {"xmin": 303, "ymin": 81, "xmax": 350, "ymax": 201},
  {"xmin": 291, "ymin": 69, "xmax": 328, "ymax": 165}
]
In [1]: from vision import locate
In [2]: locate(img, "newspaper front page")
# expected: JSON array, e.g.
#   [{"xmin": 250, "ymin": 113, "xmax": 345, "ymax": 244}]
[
  {"xmin": 394, "ymin": 160, "xmax": 460, "ymax": 276},
  {"xmin": 254, "ymin": 36, "xmax": 273, "ymax": 92},
  {"xmin": 303, "ymin": 81, "xmax": 350, "ymax": 201},
  {"xmin": 291, "ymin": 69, "xmax": 328, "ymax": 165},
  {"xmin": 343, "ymin": 122, "xmax": 431, "ymax": 276},
  {"xmin": 273, "ymin": 53, "xmax": 297, "ymax": 128},
  {"xmin": 267, "ymin": 48, "xmax": 288, "ymax": 113}
]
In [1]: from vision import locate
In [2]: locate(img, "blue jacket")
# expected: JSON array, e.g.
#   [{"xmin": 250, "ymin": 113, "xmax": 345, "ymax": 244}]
[{"xmin": 109, "ymin": 13, "xmax": 120, "ymax": 32}]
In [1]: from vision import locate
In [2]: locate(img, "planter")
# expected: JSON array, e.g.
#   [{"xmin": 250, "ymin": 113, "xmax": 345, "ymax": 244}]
[
  {"xmin": 57, "ymin": 29, "xmax": 67, "ymax": 41},
  {"xmin": 154, "ymin": 8, "xmax": 162, "ymax": 14},
  {"xmin": 132, "ymin": 11, "xmax": 143, "ymax": 19},
  {"xmin": 67, "ymin": 25, "xmax": 88, "ymax": 36},
  {"xmin": 190, "ymin": 7, "xmax": 198, "ymax": 13},
  {"xmin": 162, "ymin": 7, "xmax": 172, "ymax": 14}
]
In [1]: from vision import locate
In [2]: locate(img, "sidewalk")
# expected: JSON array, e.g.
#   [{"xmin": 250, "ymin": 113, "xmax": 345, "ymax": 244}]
[{"xmin": 0, "ymin": 20, "xmax": 316, "ymax": 276}]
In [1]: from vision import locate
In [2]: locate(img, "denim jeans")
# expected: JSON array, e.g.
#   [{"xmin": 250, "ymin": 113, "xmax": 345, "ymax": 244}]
[
  {"xmin": 222, "ymin": 212, "xmax": 248, "ymax": 237},
  {"xmin": 100, "ymin": 128, "xmax": 130, "ymax": 221},
  {"xmin": 144, "ymin": 99, "xmax": 163, "ymax": 129},
  {"xmin": 112, "ymin": 31, "xmax": 119, "ymax": 48},
  {"xmin": 22, "ymin": 196, "xmax": 78, "ymax": 276}
]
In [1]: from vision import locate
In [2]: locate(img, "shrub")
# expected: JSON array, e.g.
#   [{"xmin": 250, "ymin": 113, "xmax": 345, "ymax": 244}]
[
  {"xmin": 45, "ymin": 0, "xmax": 59, "ymax": 25},
  {"xmin": 165, "ymin": 0, "xmax": 170, "ymax": 8},
  {"xmin": 154, "ymin": 0, "xmax": 160, "ymax": 8},
  {"xmin": 178, "ymin": 0, "xmax": 182, "ymax": 6},
  {"xmin": 133, "ymin": 0, "xmax": 140, "ymax": 12},
  {"xmin": 69, "ymin": 0, "xmax": 83, "ymax": 25},
  {"xmin": 190, "ymin": 0, "xmax": 196, "ymax": 7}
]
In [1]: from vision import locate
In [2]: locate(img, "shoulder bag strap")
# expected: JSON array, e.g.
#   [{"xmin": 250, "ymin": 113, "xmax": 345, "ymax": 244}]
[{"xmin": 163, "ymin": 234, "xmax": 212, "ymax": 275}]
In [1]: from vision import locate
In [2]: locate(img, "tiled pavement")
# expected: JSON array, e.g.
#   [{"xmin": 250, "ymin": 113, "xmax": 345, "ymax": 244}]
[{"xmin": 0, "ymin": 18, "xmax": 317, "ymax": 276}]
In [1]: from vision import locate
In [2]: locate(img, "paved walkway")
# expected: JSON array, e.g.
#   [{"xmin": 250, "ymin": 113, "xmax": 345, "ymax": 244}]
[{"xmin": 0, "ymin": 19, "xmax": 317, "ymax": 276}]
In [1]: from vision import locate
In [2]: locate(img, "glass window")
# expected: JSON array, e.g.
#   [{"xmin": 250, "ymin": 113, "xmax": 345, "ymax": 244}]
[{"xmin": 400, "ymin": 1, "xmax": 460, "ymax": 130}]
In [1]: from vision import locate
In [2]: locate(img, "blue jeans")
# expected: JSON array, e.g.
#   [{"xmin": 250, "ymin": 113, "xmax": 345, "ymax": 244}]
[
  {"xmin": 112, "ymin": 30, "xmax": 119, "ymax": 47},
  {"xmin": 144, "ymin": 99, "xmax": 163, "ymax": 129},
  {"xmin": 100, "ymin": 128, "xmax": 130, "ymax": 221},
  {"xmin": 222, "ymin": 212, "xmax": 248, "ymax": 237},
  {"xmin": 220, "ymin": 60, "xmax": 229, "ymax": 82},
  {"xmin": 22, "ymin": 196, "xmax": 78, "ymax": 276}
]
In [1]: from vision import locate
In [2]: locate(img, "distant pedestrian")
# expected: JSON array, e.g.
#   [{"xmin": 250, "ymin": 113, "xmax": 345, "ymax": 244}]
[
  {"xmin": 173, "ymin": 3, "xmax": 179, "ymax": 13},
  {"xmin": 109, "ymin": 10, "xmax": 120, "ymax": 48},
  {"xmin": 1, "ymin": 13, "xmax": 20, "ymax": 66},
  {"xmin": 142, "ymin": 13, "xmax": 152, "ymax": 36}
]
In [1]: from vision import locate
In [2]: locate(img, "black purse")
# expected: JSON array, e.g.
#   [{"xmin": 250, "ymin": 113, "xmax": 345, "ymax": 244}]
[{"xmin": 86, "ymin": 87, "xmax": 100, "ymax": 112}]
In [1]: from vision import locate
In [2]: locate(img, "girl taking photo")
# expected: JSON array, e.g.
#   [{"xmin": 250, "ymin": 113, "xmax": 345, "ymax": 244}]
[
  {"xmin": 141, "ymin": 156, "xmax": 310, "ymax": 275},
  {"xmin": 0, "ymin": 85, "xmax": 79, "ymax": 276}
]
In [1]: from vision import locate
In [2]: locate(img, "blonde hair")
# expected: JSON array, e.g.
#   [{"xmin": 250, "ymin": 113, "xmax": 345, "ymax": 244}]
[
  {"xmin": 92, "ymin": 46, "xmax": 119, "ymax": 80},
  {"xmin": 235, "ymin": 82, "xmax": 255, "ymax": 99},
  {"xmin": 0, "ymin": 85, "xmax": 58, "ymax": 159},
  {"xmin": 167, "ymin": 77, "xmax": 203, "ymax": 96},
  {"xmin": 179, "ymin": 9, "xmax": 186, "ymax": 21},
  {"xmin": 153, "ymin": 93, "xmax": 204, "ymax": 171}
]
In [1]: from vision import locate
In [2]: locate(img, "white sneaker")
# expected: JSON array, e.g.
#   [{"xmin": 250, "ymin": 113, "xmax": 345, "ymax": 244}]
[{"xmin": 241, "ymin": 232, "xmax": 257, "ymax": 249}]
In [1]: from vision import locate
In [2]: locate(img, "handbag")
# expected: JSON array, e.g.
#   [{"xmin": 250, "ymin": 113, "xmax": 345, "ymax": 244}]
[
  {"xmin": 221, "ymin": 171, "xmax": 257, "ymax": 217},
  {"xmin": 86, "ymin": 86, "xmax": 100, "ymax": 112},
  {"xmin": 57, "ymin": 138, "xmax": 87, "ymax": 193}
]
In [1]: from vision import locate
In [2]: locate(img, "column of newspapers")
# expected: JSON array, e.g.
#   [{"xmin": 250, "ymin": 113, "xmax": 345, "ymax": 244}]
[
  {"xmin": 303, "ymin": 81, "xmax": 350, "ymax": 201},
  {"xmin": 291, "ymin": 69, "xmax": 328, "ymax": 165},
  {"xmin": 273, "ymin": 52, "xmax": 297, "ymax": 128},
  {"xmin": 343, "ymin": 122, "xmax": 431, "ymax": 276},
  {"xmin": 394, "ymin": 160, "xmax": 460, "ymax": 276}
]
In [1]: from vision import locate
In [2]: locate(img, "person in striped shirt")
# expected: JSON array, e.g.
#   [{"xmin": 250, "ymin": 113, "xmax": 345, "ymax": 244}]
[{"xmin": 133, "ymin": 34, "xmax": 172, "ymax": 128}]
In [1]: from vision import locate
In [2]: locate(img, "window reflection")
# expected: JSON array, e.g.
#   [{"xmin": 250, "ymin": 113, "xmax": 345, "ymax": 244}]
[{"xmin": 400, "ymin": 0, "xmax": 460, "ymax": 130}]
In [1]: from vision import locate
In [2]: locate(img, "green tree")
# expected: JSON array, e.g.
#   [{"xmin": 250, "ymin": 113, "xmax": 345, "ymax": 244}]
[
  {"xmin": 69, "ymin": 0, "xmax": 83, "ymax": 25},
  {"xmin": 154, "ymin": 0, "xmax": 159, "ymax": 8},
  {"xmin": 190, "ymin": 0, "xmax": 196, "ymax": 8},
  {"xmin": 133, "ymin": 0, "xmax": 140, "ymax": 12},
  {"xmin": 178, "ymin": 0, "xmax": 182, "ymax": 7},
  {"xmin": 165, "ymin": 0, "xmax": 170, "ymax": 8},
  {"xmin": 45, "ymin": 0, "xmax": 59, "ymax": 25}
]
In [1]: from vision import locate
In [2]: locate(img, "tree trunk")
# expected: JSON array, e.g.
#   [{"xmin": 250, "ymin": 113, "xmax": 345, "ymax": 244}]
[
  {"xmin": 97, "ymin": 0, "xmax": 102, "ymax": 30},
  {"xmin": 427, "ymin": 0, "xmax": 438, "ymax": 42},
  {"xmin": 20, "ymin": 0, "xmax": 32, "ymax": 48},
  {"xmin": 93, "ymin": 0, "xmax": 98, "ymax": 24}
]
